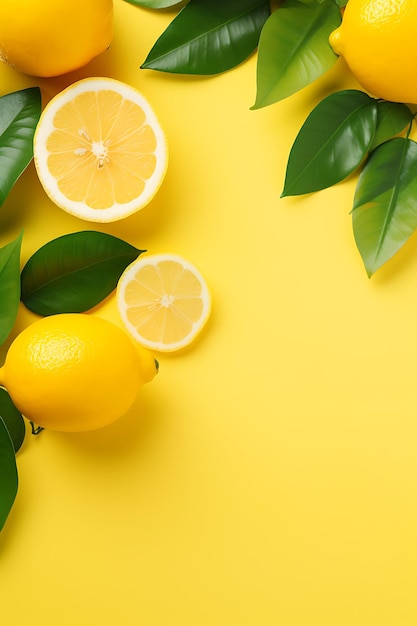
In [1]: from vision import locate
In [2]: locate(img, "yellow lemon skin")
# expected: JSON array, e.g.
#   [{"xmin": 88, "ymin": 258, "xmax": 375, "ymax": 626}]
[
  {"xmin": 0, "ymin": 0, "xmax": 113, "ymax": 77},
  {"xmin": 329, "ymin": 0, "xmax": 417, "ymax": 103},
  {"xmin": 0, "ymin": 314, "xmax": 158, "ymax": 432}
]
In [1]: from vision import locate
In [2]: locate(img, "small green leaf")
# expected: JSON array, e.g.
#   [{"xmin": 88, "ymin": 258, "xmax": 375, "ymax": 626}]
[
  {"xmin": 0, "ymin": 231, "xmax": 23, "ymax": 346},
  {"xmin": 352, "ymin": 137, "xmax": 417, "ymax": 276},
  {"xmin": 141, "ymin": 0, "xmax": 270, "ymax": 74},
  {"xmin": 252, "ymin": 0, "xmax": 341, "ymax": 109},
  {"xmin": 282, "ymin": 90, "xmax": 377, "ymax": 197},
  {"xmin": 0, "ymin": 87, "xmax": 41, "ymax": 207},
  {"xmin": 0, "ymin": 416, "xmax": 18, "ymax": 532},
  {"xmin": 0, "ymin": 388, "xmax": 25, "ymax": 453},
  {"xmin": 369, "ymin": 101, "xmax": 413, "ymax": 152},
  {"xmin": 124, "ymin": 0, "xmax": 182, "ymax": 6},
  {"xmin": 21, "ymin": 231, "xmax": 145, "ymax": 316}
]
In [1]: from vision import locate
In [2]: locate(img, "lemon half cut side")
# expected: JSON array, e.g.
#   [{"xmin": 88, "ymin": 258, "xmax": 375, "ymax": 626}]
[
  {"xmin": 33, "ymin": 77, "xmax": 168, "ymax": 222},
  {"xmin": 117, "ymin": 253, "xmax": 212, "ymax": 353}
]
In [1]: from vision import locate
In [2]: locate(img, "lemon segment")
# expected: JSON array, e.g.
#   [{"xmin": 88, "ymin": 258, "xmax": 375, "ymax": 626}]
[
  {"xmin": 116, "ymin": 254, "xmax": 211, "ymax": 353},
  {"xmin": 33, "ymin": 77, "xmax": 168, "ymax": 222}
]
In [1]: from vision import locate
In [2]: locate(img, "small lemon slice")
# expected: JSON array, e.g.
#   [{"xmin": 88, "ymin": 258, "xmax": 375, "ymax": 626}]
[
  {"xmin": 116, "ymin": 253, "xmax": 211, "ymax": 352},
  {"xmin": 33, "ymin": 77, "xmax": 168, "ymax": 222}
]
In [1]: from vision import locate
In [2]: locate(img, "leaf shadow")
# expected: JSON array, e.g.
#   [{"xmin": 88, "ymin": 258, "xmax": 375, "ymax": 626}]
[
  {"xmin": 0, "ymin": 427, "xmax": 30, "ymax": 557},
  {"xmin": 363, "ymin": 230, "xmax": 417, "ymax": 287},
  {"xmin": 0, "ymin": 497, "xmax": 26, "ymax": 557}
]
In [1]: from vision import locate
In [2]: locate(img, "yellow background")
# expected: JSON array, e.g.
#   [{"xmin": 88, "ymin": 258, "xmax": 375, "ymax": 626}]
[{"xmin": 1, "ymin": 2, "xmax": 416, "ymax": 624}]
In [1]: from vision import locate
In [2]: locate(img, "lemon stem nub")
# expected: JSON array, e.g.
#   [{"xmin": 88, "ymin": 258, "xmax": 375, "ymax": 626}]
[
  {"xmin": 0, "ymin": 366, "xmax": 6, "ymax": 387},
  {"xmin": 30, "ymin": 422, "xmax": 44, "ymax": 435}
]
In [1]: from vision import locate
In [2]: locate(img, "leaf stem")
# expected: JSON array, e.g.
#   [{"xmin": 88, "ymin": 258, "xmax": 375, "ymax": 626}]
[
  {"xmin": 406, "ymin": 114, "xmax": 416, "ymax": 139},
  {"xmin": 30, "ymin": 422, "xmax": 44, "ymax": 436}
]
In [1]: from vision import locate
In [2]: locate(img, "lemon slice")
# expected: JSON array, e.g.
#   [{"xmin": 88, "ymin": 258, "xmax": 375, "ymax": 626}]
[
  {"xmin": 33, "ymin": 77, "xmax": 168, "ymax": 222},
  {"xmin": 116, "ymin": 253, "xmax": 211, "ymax": 352}
]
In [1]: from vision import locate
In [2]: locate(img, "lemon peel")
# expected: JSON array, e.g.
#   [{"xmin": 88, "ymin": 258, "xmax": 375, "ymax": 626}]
[
  {"xmin": 0, "ymin": 314, "xmax": 158, "ymax": 432},
  {"xmin": 330, "ymin": 0, "xmax": 417, "ymax": 103},
  {"xmin": 0, "ymin": 0, "xmax": 113, "ymax": 77}
]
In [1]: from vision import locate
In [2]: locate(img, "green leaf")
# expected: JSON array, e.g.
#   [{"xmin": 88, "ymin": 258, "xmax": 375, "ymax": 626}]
[
  {"xmin": 282, "ymin": 90, "xmax": 377, "ymax": 197},
  {"xmin": 252, "ymin": 0, "xmax": 341, "ymax": 109},
  {"xmin": 124, "ymin": 0, "xmax": 183, "ymax": 7},
  {"xmin": 0, "ymin": 231, "xmax": 23, "ymax": 346},
  {"xmin": 21, "ymin": 231, "xmax": 145, "ymax": 316},
  {"xmin": 306, "ymin": 0, "xmax": 346, "ymax": 6},
  {"xmin": 0, "ymin": 87, "xmax": 41, "ymax": 207},
  {"xmin": 352, "ymin": 137, "xmax": 417, "ymax": 276},
  {"xmin": 141, "ymin": 0, "xmax": 270, "ymax": 74},
  {"xmin": 0, "ymin": 388, "xmax": 25, "ymax": 453},
  {"xmin": 369, "ymin": 101, "xmax": 413, "ymax": 152},
  {"xmin": 0, "ymin": 416, "xmax": 18, "ymax": 532}
]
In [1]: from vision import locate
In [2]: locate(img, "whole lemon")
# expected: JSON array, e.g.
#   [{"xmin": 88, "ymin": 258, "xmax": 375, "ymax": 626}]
[
  {"xmin": 330, "ymin": 0, "xmax": 417, "ymax": 103},
  {"xmin": 0, "ymin": 314, "xmax": 158, "ymax": 432},
  {"xmin": 0, "ymin": 0, "xmax": 113, "ymax": 77}
]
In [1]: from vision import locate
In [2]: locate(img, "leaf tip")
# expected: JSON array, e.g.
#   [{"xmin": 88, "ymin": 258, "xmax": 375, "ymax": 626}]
[{"xmin": 250, "ymin": 97, "xmax": 267, "ymax": 111}]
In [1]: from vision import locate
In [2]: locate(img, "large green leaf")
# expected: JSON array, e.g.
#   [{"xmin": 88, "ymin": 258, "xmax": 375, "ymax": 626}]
[
  {"xmin": 21, "ymin": 231, "xmax": 145, "ymax": 316},
  {"xmin": 352, "ymin": 137, "xmax": 417, "ymax": 276},
  {"xmin": 369, "ymin": 101, "xmax": 413, "ymax": 152},
  {"xmin": 0, "ymin": 232, "xmax": 23, "ymax": 346},
  {"xmin": 252, "ymin": 0, "xmax": 341, "ymax": 109},
  {"xmin": 306, "ymin": 0, "xmax": 347, "ymax": 7},
  {"xmin": 124, "ymin": 0, "xmax": 183, "ymax": 7},
  {"xmin": 0, "ymin": 416, "xmax": 18, "ymax": 532},
  {"xmin": 282, "ymin": 90, "xmax": 377, "ymax": 197},
  {"xmin": 0, "ymin": 388, "xmax": 25, "ymax": 453},
  {"xmin": 141, "ymin": 0, "xmax": 270, "ymax": 74},
  {"xmin": 0, "ymin": 87, "xmax": 41, "ymax": 207}
]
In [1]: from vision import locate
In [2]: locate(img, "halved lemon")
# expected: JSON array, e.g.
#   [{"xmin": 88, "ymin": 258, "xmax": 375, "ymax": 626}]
[
  {"xmin": 33, "ymin": 77, "xmax": 168, "ymax": 222},
  {"xmin": 116, "ymin": 253, "xmax": 211, "ymax": 352}
]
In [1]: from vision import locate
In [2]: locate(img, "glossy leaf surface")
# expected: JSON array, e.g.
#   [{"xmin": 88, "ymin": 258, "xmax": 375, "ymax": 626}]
[
  {"xmin": 124, "ymin": 0, "xmax": 182, "ymax": 6},
  {"xmin": 369, "ymin": 101, "xmax": 413, "ymax": 152},
  {"xmin": 252, "ymin": 0, "xmax": 341, "ymax": 109},
  {"xmin": 0, "ymin": 232, "xmax": 23, "ymax": 346},
  {"xmin": 0, "ymin": 416, "xmax": 18, "ymax": 532},
  {"xmin": 0, "ymin": 388, "xmax": 25, "ymax": 453},
  {"xmin": 282, "ymin": 90, "xmax": 377, "ymax": 197},
  {"xmin": 141, "ymin": 0, "xmax": 270, "ymax": 74},
  {"xmin": 0, "ymin": 87, "xmax": 41, "ymax": 207},
  {"xmin": 21, "ymin": 231, "xmax": 144, "ymax": 316},
  {"xmin": 352, "ymin": 138, "xmax": 417, "ymax": 276}
]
